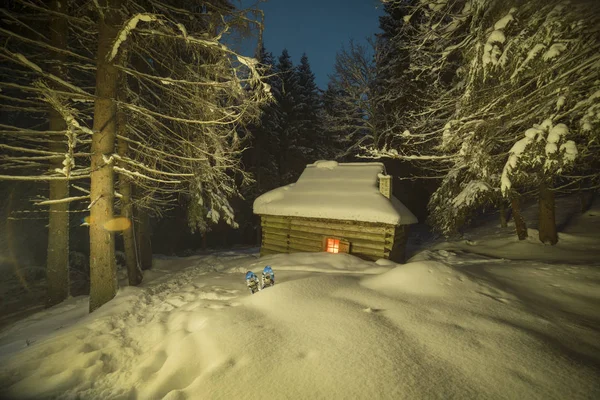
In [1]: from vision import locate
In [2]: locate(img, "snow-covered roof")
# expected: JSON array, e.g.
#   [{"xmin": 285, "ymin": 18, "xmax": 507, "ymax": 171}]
[{"xmin": 253, "ymin": 161, "xmax": 418, "ymax": 225}]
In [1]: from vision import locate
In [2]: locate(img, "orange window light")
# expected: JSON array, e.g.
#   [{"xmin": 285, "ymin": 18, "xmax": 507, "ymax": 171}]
[{"xmin": 326, "ymin": 238, "xmax": 340, "ymax": 253}]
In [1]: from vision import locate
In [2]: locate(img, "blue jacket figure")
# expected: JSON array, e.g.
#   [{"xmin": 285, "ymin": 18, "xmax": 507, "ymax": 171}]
[
  {"xmin": 246, "ymin": 271, "xmax": 260, "ymax": 294},
  {"xmin": 262, "ymin": 265, "xmax": 275, "ymax": 289}
]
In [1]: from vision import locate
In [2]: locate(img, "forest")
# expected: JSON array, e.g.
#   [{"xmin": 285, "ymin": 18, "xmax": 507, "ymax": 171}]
[
  {"xmin": 1, "ymin": 0, "xmax": 599, "ymax": 314},
  {"xmin": 1, "ymin": 1, "xmax": 600, "ymax": 399}
]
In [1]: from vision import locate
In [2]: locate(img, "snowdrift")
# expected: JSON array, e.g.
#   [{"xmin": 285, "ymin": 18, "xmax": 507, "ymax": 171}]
[{"xmin": 1, "ymin": 202, "xmax": 599, "ymax": 399}]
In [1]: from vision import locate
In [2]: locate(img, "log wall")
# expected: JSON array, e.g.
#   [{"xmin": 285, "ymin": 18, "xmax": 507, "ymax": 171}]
[{"xmin": 259, "ymin": 214, "xmax": 408, "ymax": 262}]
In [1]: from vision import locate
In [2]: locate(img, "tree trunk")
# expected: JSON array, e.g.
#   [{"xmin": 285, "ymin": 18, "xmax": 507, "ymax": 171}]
[
  {"xmin": 89, "ymin": 0, "xmax": 122, "ymax": 312},
  {"xmin": 136, "ymin": 207, "xmax": 153, "ymax": 270},
  {"xmin": 578, "ymin": 183, "xmax": 594, "ymax": 213},
  {"xmin": 46, "ymin": 0, "xmax": 69, "ymax": 308},
  {"xmin": 510, "ymin": 195, "xmax": 528, "ymax": 240},
  {"xmin": 116, "ymin": 56, "xmax": 142, "ymax": 286},
  {"xmin": 117, "ymin": 109, "xmax": 142, "ymax": 286},
  {"xmin": 499, "ymin": 202, "xmax": 507, "ymax": 228},
  {"xmin": 538, "ymin": 180, "xmax": 558, "ymax": 245}
]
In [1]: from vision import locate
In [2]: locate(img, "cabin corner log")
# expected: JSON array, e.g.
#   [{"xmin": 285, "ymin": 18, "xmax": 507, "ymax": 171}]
[{"xmin": 259, "ymin": 214, "xmax": 408, "ymax": 262}]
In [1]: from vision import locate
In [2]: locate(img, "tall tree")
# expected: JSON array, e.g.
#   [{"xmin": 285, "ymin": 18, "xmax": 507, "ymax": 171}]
[
  {"xmin": 323, "ymin": 82, "xmax": 359, "ymax": 159},
  {"xmin": 274, "ymin": 49, "xmax": 302, "ymax": 183},
  {"xmin": 1, "ymin": 0, "xmax": 95, "ymax": 303},
  {"xmin": 246, "ymin": 45, "xmax": 280, "ymax": 195},
  {"xmin": 295, "ymin": 53, "xmax": 324, "ymax": 161},
  {"xmin": 373, "ymin": 0, "xmax": 417, "ymax": 138},
  {"xmin": 116, "ymin": 67, "xmax": 142, "ymax": 286},
  {"xmin": 369, "ymin": 0, "xmax": 600, "ymax": 242},
  {"xmin": 324, "ymin": 40, "xmax": 377, "ymax": 159},
  {"xmin": 45, "ymin": 0, "xmax": 70, "ymax": 307},
  {"xmin": 1, "ymin": 0, "xmax": 270, "ymax": 312},
  {"xmin": 88, "ymin": 0, "xmax": 122, "ymax": 312}
]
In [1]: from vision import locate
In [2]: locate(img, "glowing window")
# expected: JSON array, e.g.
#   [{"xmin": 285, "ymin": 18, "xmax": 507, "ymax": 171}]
[{"xmin": 326, "ymin": 238, "xmax": 340, "ymax": 253}]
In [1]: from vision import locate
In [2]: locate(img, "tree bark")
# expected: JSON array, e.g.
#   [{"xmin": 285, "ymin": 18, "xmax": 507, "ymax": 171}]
[
  {"xmin": 116, "ymin": 55, "xmax": 142, "ymax": 286},
  {"xmin": 538, "ymin": 180, "xmax": 558, "ymax": 245},
  {"xmin": 510, "ymin": 194, "xmax": 528, "ymax": 240},
  {"xmin": 136, "ymin": 207, "xmax": 153, "ymax": 271},
  {"xmin": 117, "ymin": 108, "xmax": 142, "ymax": 286},
  {"xmin": 89, "ymin": 0, "xmax": 122, "ymax": 312},
  {"xmin": 499, "ymin": 202, "xmax": 507, "ymax": 228},
  {"xmin": 46, "ymin": 0, "xmax": 69, "ymax": 308}
]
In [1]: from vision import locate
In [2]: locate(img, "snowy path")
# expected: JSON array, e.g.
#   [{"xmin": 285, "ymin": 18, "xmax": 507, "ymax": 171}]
[{"xmin": 1, "ymin": 260, "xmax": 252, "ymax": 396}]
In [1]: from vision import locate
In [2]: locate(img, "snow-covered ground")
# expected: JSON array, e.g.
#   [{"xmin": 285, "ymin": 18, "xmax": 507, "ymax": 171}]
[{"xmin": 1, "ymin": 202, "xmax": 599, "ymax": 399}]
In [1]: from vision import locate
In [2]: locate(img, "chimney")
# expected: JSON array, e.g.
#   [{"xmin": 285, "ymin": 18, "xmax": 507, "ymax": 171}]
[{"xmin": 379, "ymin": 174, "xmax": 392, "ymax": 199}]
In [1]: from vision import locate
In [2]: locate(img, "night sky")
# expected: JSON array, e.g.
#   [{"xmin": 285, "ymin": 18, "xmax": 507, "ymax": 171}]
[{"xmin": 239, "ymin": 0, "xmax": 383, "ymax": 89}]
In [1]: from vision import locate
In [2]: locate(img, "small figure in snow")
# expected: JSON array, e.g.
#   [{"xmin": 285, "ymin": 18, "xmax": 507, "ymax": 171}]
[
  {"xmin": 246, "ymin": 271, "xmax": 260, "ymax": 294},
  {"xmin": 262, "ymin": 265, "xmax": 275, "ymax": 289}
]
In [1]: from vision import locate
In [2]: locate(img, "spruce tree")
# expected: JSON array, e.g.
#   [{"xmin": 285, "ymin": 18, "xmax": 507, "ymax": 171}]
[
  {"xmin": 296, "ymin": 54, "xmax": 325, "ymax": 161},
  {"xmin": 274, "ymin": 49, "xmax": 302, "ymax": 184},
  {"xmin": 373, "ymin": 0, "xmax": 423, "ymax": 141},
  {"xmin": 245, "ymin": 45, "xmax": 281, "ymax": 196}
]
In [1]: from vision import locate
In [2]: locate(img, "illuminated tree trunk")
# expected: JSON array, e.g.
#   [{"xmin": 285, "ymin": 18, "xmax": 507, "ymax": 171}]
[
  {"xmin": 510, "ymin": 194, "xmax": 528, "ymax": 240},
  {"xmin": 538, "ymin": 180, "xmax": 558, "ymax": 245},
  {"xmin": 89, "ymin": 0, "xmax": 122, "ymax": 312},
  {"xmin": 46, "ymin": 0, "xmax": 69, "ymax": 308},
  {"xmin": 136, "ymin": 207, "xmax": 153, "ymax": 271}
]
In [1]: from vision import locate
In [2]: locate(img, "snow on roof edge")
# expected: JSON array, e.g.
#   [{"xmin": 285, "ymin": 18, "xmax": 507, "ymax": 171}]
[
  {"xmin": 253, "ymin": 161, "xmax": 417, "ymax": 225},
  {"xmin": 309, "ymin": 160, "xmax": 386, "ymax": 172}
]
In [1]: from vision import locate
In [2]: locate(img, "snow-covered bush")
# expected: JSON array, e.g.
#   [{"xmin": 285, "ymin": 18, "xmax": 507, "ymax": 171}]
[{"xmin": 501, "ymin": 120, "xmax": 577, "ymax": 195}]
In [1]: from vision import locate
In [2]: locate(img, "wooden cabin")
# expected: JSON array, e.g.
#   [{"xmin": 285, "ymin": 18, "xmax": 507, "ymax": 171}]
[{"xmin": 253, "ymin": 161, "xmax": 418, "ymax": 262}]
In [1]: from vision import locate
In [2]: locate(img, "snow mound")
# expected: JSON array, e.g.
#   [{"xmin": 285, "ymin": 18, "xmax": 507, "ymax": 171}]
[
  {"xmin": 361, "ymin": 261, "xmax": 473, "ymax": 297},
  {"xmin": 244, "ymin": 252, "xmax": 390, "ymax": 275}
]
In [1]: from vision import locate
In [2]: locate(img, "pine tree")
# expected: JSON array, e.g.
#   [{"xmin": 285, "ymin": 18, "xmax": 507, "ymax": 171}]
[
  {"xmin": 295, "ymin": 54, "xmax": 325, "ymax": 161},
  {"xmin": 373, "ymin": 0, "xmax": 416, "ymax": 136},
  {"xmin": 251, "ymin": 46, "xmax": 281, "ymax": 194},
  {"xmin": 274, "ymin": 49, "xmax": 303, "ymax": 184},
  {"xmin": 241, "ymin": 46, "xmax": 280, "ymax": 212}
]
